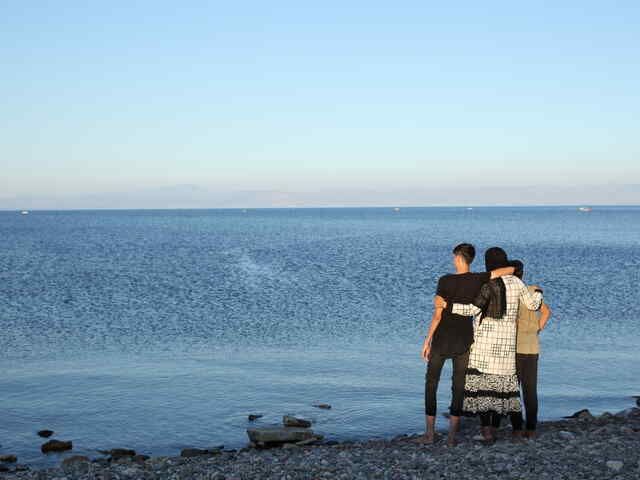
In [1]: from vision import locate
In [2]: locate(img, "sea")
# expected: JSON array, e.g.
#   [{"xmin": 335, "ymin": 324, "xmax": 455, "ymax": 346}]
[{"xmin": 1, "ymin": 206, "xmax": 639, "ymax": 467}]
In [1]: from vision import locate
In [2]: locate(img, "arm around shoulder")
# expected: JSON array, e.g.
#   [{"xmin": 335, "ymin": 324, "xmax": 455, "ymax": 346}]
[{"xmin": 518, "ymin": 279, "xmax": 543, "ymax": 311}]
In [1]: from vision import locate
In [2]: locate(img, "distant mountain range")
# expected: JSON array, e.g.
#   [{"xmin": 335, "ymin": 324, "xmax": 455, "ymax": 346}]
[{"xmin": 2, "ymin": 184, "xmax": 639, "ymax": 210}]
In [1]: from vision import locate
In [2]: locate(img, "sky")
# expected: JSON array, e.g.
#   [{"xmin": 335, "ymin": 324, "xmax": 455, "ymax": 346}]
[{"xmin": 1, "ymin": 1, "xmax": 639, "ymax": 206}]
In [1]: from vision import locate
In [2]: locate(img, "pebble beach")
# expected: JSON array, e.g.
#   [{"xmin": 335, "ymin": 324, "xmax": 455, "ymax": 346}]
[{"xmin": 2, "ymin": 402, "xmax": 639, "ymax": 480}]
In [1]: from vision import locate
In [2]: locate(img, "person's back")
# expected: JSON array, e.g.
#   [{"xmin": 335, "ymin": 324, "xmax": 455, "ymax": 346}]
[
  {"xmin": 431, "ymin": 272, "xmax": 492, "ymax": 357},
  {"xmin": 517, "ymin": 285, "xmax": 542, "ymax": 354}
]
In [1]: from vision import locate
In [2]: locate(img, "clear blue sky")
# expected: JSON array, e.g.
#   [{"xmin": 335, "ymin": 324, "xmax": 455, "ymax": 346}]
[{"xmin": 2, "ymin": 1, "xmax": 638, "ymax": 198}]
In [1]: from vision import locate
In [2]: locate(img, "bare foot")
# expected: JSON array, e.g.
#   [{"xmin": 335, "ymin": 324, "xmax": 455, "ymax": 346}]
[
  {"xmin": 414, "ymin": 433, "xmax": 436, "ymax": 445},
  {"xmin": 511, "ymin": 431, "xmax": 525, "ymax": 443},
  {"xmin": 479, "ymin": 427, "xmax": 495, "ymax": 445},
  {"xmin": 446, "ymin": 433, "xmax": 457, "ymax": 447}
]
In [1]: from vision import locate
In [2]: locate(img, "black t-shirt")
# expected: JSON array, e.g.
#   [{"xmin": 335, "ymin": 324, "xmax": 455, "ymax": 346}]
[{"xmin": 431, "ymin": 272, "xmax": 491, "ymax": 356}]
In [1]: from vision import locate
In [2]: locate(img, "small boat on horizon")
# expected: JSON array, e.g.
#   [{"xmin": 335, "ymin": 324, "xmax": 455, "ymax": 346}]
[
  {"xmin": 578, "ymin": 207, "xmax": 593, "ymax": 212},
  {"xmin": 393, "ymin": 207, "xmax": 400, "ymax": 212},
  {"xmin": 20, "ymin": 210, "xmax": 29, "ymax": 215}
]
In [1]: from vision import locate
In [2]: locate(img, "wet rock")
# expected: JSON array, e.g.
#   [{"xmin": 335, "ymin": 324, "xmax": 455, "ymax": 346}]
[
  {"xmin": 107, "ymin": 448, "xmax": 136, "ymax": 459},
  {"xmin": 599, "ymin": 412, "xmax": 613, "ymax": 420},
  {"xmin": 564, "ymin": 409, "xmax": 594, "ymax": 420},
  {"xmin": 0, "ymin": 455, "xmax": 17, "ymax": 463},
  {"xmin": 41, "ymin": 440, "xmax": 73, "ymax": 453},
  {"xmin": 248, "ymin": 414, "xmax": 263, "ymax": 421},
  {"xmin": 296, "ymin": 435, "xmax": 324, "ymax": 446},
  {"xmin": 38, "ymin": 430, "xmax": 54, "ymax": 438},
  {"xmin": 0, "ymin": 465, "xmax": 9, "ymax": 473},
  {"xmin": 247, "ymin": 427, "xmax": 315, "ymax": 445},
  {"xmin": 111, "ymin": 455, "xmax": 132, "ymax": 465},
  {"xmin": 181, "ymin": 448, "xmax": 210, "ymax": 457},
  {"xmin": 62, "ymin": 456, "xmax": 90, "ymax": 472},
  {"xmin": 313, "ymin": 404, "xmax": 332, "ymax": 409},
  {"xmin": 614, "ymin": 408, "xmax": 636, "ymax": 418},
  {"xmin": 283, "ymin": 415, "xmax": 312, "ymax": 428}
]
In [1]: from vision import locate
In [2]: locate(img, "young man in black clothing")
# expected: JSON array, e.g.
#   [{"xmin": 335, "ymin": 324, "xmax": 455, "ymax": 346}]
[{"xmin": 417, "ymin": 243, "xmax": 513, "ymax": 446}]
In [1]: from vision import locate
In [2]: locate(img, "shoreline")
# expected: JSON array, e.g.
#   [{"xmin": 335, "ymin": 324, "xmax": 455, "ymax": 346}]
[{"xmin": 2, "ymin": 403, "xmax": 639, "ymax": 479}]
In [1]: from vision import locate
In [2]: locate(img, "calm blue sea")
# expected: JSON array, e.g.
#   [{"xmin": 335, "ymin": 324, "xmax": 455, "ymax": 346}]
[{"xmin": 1, "ymin": 207, "xmax": 639, "ymax": 467}]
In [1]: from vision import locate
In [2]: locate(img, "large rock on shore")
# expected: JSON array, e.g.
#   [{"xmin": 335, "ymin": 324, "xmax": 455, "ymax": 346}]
[{"xmin": 247, "ymin": 427, "xmax": 315, "ymax": 445}]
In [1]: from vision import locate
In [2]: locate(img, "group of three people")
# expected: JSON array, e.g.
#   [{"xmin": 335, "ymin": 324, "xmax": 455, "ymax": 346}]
[{"xmin": 418, "ymin": 243, "xmax": 552, "ymax": 446}]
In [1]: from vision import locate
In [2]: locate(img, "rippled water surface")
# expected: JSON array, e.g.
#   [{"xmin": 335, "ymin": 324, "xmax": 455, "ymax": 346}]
[{"xmin": 1, "ymin": 207, "xmax": 639, "ymax": 466}]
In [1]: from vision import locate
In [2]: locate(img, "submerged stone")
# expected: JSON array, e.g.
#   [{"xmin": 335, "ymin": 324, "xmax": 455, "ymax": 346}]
[
  {"xmin": 247, "ymin": 427, "xmax": 314, "ymax": 445},
  {"xmin": 41, "ymin": 440, "xmax": 73, "ymax": 453}
]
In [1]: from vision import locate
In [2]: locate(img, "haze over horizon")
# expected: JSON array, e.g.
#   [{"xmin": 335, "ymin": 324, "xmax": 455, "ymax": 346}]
[
  {"xmin": 2, "ymin": 1, "xmax": 638, "ymax": 207},
  {"xmin": 2, "ymin": 183, "xmax": 639, "ymax": 210}
]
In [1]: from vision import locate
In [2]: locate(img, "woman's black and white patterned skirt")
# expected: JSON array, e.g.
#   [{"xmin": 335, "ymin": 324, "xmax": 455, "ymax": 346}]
[{"xmin": 462, "ymin": 368, "xmax": 522, "ymax": 415}]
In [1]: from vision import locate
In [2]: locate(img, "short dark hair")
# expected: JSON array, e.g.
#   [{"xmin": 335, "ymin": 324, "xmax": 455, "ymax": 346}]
[
  {"xmin": 484, "ymin": 247, "xmax": 509, "ymax": 271},
  {"xmin": 510, "ymin": 259, "xmax": 524, "ymax": 279},
  {"xmin": 452, "ymin": 243, "xmax": 475, "ymax": 265}
]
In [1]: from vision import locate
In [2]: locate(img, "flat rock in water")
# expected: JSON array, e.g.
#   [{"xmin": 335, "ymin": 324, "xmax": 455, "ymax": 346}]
[
  {"xmin": 108, "ymin": 448, "xmax": 136, "ymax": 458},
  {"xmin": 0, "ymin": 455, "xmax": 17, "ymax": 463},
  {"xmin": 313, "ymin": 404, "xmax": 332, "ymax": 409},
  {"xmin": 247, "ymin": 427, "xmax": 314, "ymax": 445},
  {"xmin": 248, "ymin": 414, "xmax": 263, "ymax": 421},
  {"xmin": 181, "ymin": 448, "xmax": 210, "ymax": 457},
  {"xmin": 283, "ymin": 415, "xmax": 312, "ymax": 428},
  {"xmin": 41, "ymin": 440, "xmax": 73, "ymax": 453},
  {"xmin": 37, "ymin": 430, "xmax": 54, "ymax": 438}
]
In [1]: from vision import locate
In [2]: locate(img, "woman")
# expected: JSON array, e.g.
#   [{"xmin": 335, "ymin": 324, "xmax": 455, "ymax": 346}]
[
  {"xmin": 437, "ymin": 248, "xmax": 543, "ymax": 443},
  {"xmin": 510, "ymin": 259, "xmax": 552, "ymax": 438}
]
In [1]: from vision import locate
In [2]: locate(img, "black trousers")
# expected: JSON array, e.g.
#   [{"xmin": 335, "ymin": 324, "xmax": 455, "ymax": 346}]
[
  {"xmin": 511, "ymin": 353, "xmax": 539, "ymax": 431},
  {"xmin": 424, "ymin": 351, "xmax": 469, "ymax": 417}
]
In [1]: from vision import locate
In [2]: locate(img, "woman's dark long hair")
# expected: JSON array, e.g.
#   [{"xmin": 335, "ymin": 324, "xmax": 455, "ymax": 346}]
[{"xmin": 484, "ymin": 247, "xmax": 509, "ymax": 272}]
